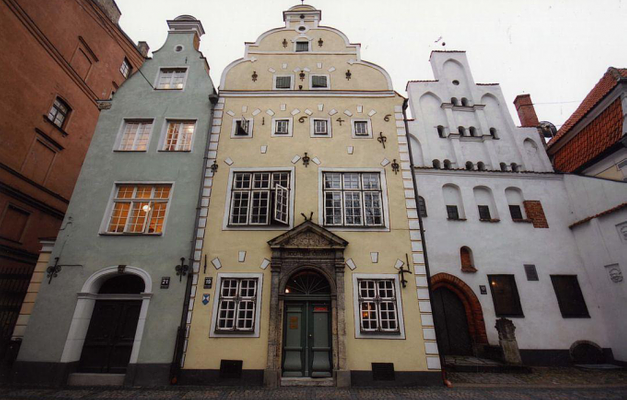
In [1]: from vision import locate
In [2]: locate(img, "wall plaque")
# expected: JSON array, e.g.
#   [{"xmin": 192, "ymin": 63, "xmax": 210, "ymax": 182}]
[
  {"xmin": 289, "ymin": 316, "xmax": 299, "ymax": 329},
  {"xmin": 160, "ymin": 277, "xmax": 170, "ymax": 289},
  {"xmin": 479, "ymin": 285, "xmax": 487, "ymax": 295}
]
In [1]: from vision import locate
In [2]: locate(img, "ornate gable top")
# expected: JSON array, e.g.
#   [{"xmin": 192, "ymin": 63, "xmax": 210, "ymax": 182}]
[{"xmin": 268, "ymin": 220, "xmax": 348, "ymax": 249}]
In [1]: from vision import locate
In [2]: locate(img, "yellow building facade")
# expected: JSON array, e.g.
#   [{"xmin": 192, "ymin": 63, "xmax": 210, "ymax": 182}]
[{"xmin": 182, "ymin": 5, "xmax": 441, "ymax": 387}]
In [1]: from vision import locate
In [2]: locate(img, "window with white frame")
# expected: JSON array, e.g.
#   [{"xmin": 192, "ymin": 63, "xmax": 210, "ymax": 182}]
[
  {"xmin": 228, "ymin": 171, "xmax": 291, "ymax": 227},
  {"xmin": 156, "ymin": 68, "xmax": 187, "ymax": 89},
  {"xmin": 118, "ymin": 120, "xmax": 152, "ymax": 151},
  {"xmin": 231, "ymin": 118, "xmax": 253, "ymax": 138},
  {"xmin": 210, "ymin": 273, "xmax": 263, "ymax": 337},
  {"xmin": 353, "ymin": 274, "xmax": 404, "ymax": 339},
  {"xmin": 119, "ymin": 58, "xmax": 131, "ymax": 78},
  {"xmin": 295, "ymin": 41, "xmax": 309, "ymax": 52},
  {"xmin": 273, "ymin": 118, "xmax": 292, "ymax": 136},
  {"xmin": 48, "ymin": 97, "xmax": 71, "ymax": 129},
  {"xmin": 310, "ymin": 75, "xmax": 329, "ymax": 89},
  {"xmin": 274, "ymin": 75, "xmax": 292, "ymax": 90},
  {"xmin": 162, "ymin": 120, "xmax": 195, "ymax": 151},
  {"xmin": 323, "ymin": 172, "xmax": 384, "ymax": 227},
  {"xmin": 105, "ymin": 184, "xmax": 171, "ymax": 234},
  {"xmin": 352, "ymin": 119, "xmax": 372, "ymax": 138},
  {"xmin": 311, "ymin": 118, "xmax": 330, "ymax": 137}
]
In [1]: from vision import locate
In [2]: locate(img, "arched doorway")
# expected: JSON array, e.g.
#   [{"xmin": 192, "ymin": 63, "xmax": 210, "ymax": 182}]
[
  {"xmin": 77, "ymin": 274, "xmax": 145, "ymax": 374},
  {"xmin": 430, "ymin": 273, "xmax": 488, "ymax": 356},
  {"xmin": 282, "ymin": 269, "xmax": 332, "ymax": 378}
]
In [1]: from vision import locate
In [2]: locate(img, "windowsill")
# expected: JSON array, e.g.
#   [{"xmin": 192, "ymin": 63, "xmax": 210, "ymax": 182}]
[
  {"xmin": 100, "ymin": 232, "xmax": 163, "ymax": 236},
  {"xmin": 157, "ymin": 150, "xmax": 192, "ymax": 153},
  {"xmin": 512, "ymin": 219, "xmax": 533, "ymax": 223},
  {"xmin": 311, "ymin": 134, "xmax": 332, "ymax": 138},
  {"xmin": 447, "ymin": 218, "xmax": 467, "ymax": 221},
  {"xmin": 560, "ymin": 315, "xmax": 591, "ymax": 319},
  {"xmin": 479, "ymin": 218, "xmax": 500, "ymax": 223},
  {"xmin": 224, "ymin": 225, "xmax": 291, "ymax": 231},
  {"xmin": 113, "ymin": 150, "xmax": 147, "ymax": 153},
  {"xmin": 461, "ymin": 268, "xmax": 478, "ymax": 273},
  {"xmin": 42, "ymin": 115, "xmax": 69, "ymax": 136},
  {"xmin": 352, "ymin": 136, "xmax": 373, "ymax": 139},
  {"xmin": 231, "ymin": 135, "xmax": 253, "ymax": 139},
  {"xmin": 323, "ymin": 225, "xmax": 389, "ymax": 232},
  {"xmin": 355, "ymin": 332, "xmax": 404, "ymax": 340},
  {"xmin": 154, "ymin": 88, "xmax": 184, "ymax": 91}
]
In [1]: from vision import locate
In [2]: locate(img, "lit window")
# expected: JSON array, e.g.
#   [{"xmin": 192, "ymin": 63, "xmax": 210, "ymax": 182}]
[
  {"xmin": 352, "ymin": 120, "xmax": 371, "ymax": 138},
  {"xmin": 105, "ymin": 184, "xmax": 172, "ymax": 234},
  {"xmin": 295, "ymin": 41, "xmax": 309, "ymax": 52},
  {"xmin": 232, "ymin": 118, "xmax": 253, "ymax": 138},
  {"xmin": 274, "ymin": 75, "xmax": 292, "ymax": 90},
  {"xmin": 156, "ymin": 68, "xmax": 187, "ymax": 89},
  {"xmin": 353, "ymin": 274, "xmax": 405, "ymax": 339},
  {"xmin": 488, "ymin": 275, "xmax": 523, "ymax": 317},
  {"xmin": 216, "ymin": 278, "xmax": 259, "ymax": 332},
  {"xmin": 163, "ymin": 121, "xmax": 195, "ymax": 151},
  {"xmin": 323, "ymin": 172, "xmax": 384, "ymax": 227},
  {"xmin": 118, "ymin": 120, "xmax": 152, "ymax": 151},
  {"xmin": 47, "ymin": 98, "xmax": 71, "ymax": 129},
  {"xmin": 228, "ymin": 172, "xmax": 291, "ymax": 227},
  {"xmin": 311, "ymin": 75, "xmax": 328, "ymax": 89},
  {"xmin": 119, "ymin": 58, "xmax": 131, "ymax": 78}
]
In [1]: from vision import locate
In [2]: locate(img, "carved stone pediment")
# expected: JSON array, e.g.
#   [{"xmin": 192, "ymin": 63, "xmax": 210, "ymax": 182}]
[{"xmin": 268, "ymin": 220, "xmax": 348, "ymax": 250}]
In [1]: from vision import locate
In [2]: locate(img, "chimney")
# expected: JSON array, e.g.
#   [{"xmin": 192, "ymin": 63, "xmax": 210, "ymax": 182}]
[
  {"xmin": 513, "ymin": 94, "xmax": 540, "ymax": 127},
  {"xmin": 137, "ymin": 41, "xmax": 150, "ymax": 58},
  {"xmin": 167, "ymin": 15, "xmax": 205, "ymax": 50}
]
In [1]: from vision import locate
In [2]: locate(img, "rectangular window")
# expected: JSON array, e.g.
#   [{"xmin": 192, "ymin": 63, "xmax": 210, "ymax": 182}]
[
  {"xmin": 323, "ymin": 172, "xmax": 383, "ymax": 227},
  {"xmin": 118, "ymin": 120, "xmax": 152, "ymax": 151},
  {"xmin": 228, "ymin": 172, "xmax": 291, "ymax": 227},
  {"xmin": 0, "ymin": 205, "xmax": 30, "ymax": 242},
  {"xmin": 446, "ymin": 205, "xmax": 459, "ymax": 220},
  {"xmin": 48, "ymin": 98, "xmax": 70, "ymax": 129},
  {"xmin": 105, "ymin": 184, "xmax": 172, "ymax": 234},
  {"xmin": 275, "ymin": 76, "xmax": 292, "ymax": 89},
  {"xmin": 274, "ymin": 119, "xmax": 290, "ymax": 135},
  {"xmin": 353, "ymin": 274, "xmax": 405, "ymax": 339},
  {"xmin": 488, "ymin": 275, "xmax": 524, "ymax": 317},
  {"xmin": 120, "ymin": 58, "xmax": 131, "ymax": 78},
  {"xmin": 311, "ymin": 75, "xmax": 328, "ymax": 88},
  {"xmin": 352, "ymin": 119, "xmax": 372, "ymax": 138},
  {"xmin": 156, "ymin": 68, "xmax": 187, "ymax": 89},
  {"xmin": 313, "ymin": 119, "xmax": 328, "ymax": 135},
  {"xmin": 509, "ymin": 205, "xmax": 523, "ymax": 220},
  {"xmin": 418, "ymin": 196, "xmax": 428, "ymax": 218},
  {"xmin": 232, "ymin": 118, "xmax": 253, "ymax": 138},
  {"xmin": 163, "ymin": 120, "xmax": 195, "ymax": 151},
  {"xmin": 295, "ymin": 41, "xmax": 309, "ymax": 52},
  {"xmin": 524, "ymin": 264, "xmax": 539, "ymax": 281},
  {"xmin": 478, "ymin": 205, "xmax": 491, "ymax": 220},
  {"xmin": 550, "ymin": 275, "xmax": 590, "ymax": 318},
  {"xmin": 215, "ymin": 278, "xmax": 259, "ymax": 332}
]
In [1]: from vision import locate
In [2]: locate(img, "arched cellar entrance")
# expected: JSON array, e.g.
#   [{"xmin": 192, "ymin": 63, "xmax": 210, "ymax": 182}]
[
  {"xmin": 430, "ymin": 273, "xmax": 488, "ymax": 356},
  {"xmin": 78, "ymin": 274, "xmax": 145, "ymax": 373}
]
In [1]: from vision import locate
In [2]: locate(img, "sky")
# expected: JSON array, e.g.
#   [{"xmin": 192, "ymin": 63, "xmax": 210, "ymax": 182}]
[{"xmin": 115, "ymin": 0, "xmax": 627, "ymax": 129}]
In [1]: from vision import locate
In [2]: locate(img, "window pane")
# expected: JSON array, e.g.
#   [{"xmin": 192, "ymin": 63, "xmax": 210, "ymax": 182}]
[
  {"xmin": 154, "ymin": 185, "xmax": 171, "ymax": 199},
  {"xmin": 478, "ymin": 205, "xmax": 491, "ymax": 220},
  {"xmin": 509, "ymin": 205, "xmax": 523, "ymax": 220},
  {"xmin": 157, "ymin": 68, "xmax": 186, "ymax": 89},
  {"xmin": 276, "ymin": 76, "xmax": 291, "ymax": 89},
  {"xmin": 488, "ymin": 275, "xmax": 523, "ymax": 317},
  {"xmin": 275, "ymin": 119, "xmax": 289, "ymax": 134},
  {"xmin": 324, "ymin": 192, "xmax": 342, "ymax": 225},
  {"xmin": 446, "ymin": 205, "xmax": 459, "ymax": 219},
  {"xmin": 147, "ymin": 202, "xmax": 167, "ymax": 233},
  {"xmin": 272, "ymin": 172, "xmax": 290, "ymax": 188},
  {"xmin": 364, "ymin": 192, "xmax": 383, "ymax": 226},
  {"xmin": 127, "ymin": 202, "xmax": 150, "ymax": 233},
  {"xmin": 217, "ymin": 300, "xmax": 236, "ymax": 329},
  {"xmin": 550, "ymin": 275, "xmax": 590, "ymax": 318},
  {"xmin": 344, "ymin": 192, "xmax": 363, "ymax": 225},
  {"xmin": 343, "ymin": 174, "xmax": 360, "ymax": 190},
  {"xmin": 250, "ymin": 191, "xmax": 270, "ymax": 224},
  {"xmin": 237, "ymin": 300, "xmax": 255, "ymax": 330},
  {"xmin": 116, "ymin": 185, "xmax": 135, "ymax": 199},
  {"xmin": 230, "ymin": 192, "xmax": 250, "ymax": 224},
  {"xmin": 362, "ymin": 174, "xmax": 380, "ymax": 190},
  {"xmin": 107, "ymin": 202, "xmax": 130, "ymax": 232},
  {"xmin": 360, "ymin": 302, "xmax": 378, "ymax": 331},
  {"xmin": 379, "ymin": 301, "xmax": 398, "ymax": 331},
  {"xmin": 354, "ymin": 121, "xmax": 368, "ymax": 135},
  {"xmin": 135, "ymin": 186, "xmax": 152, "ymax": 199},
  {"xmin": 312, "ymin": 75, "xmax": 327, "ymax": 88},
  {"xmin": 274, "ymin": 185, "xmax": 289, "ymax": 225},
  {"xmin": 234, "ymin": 173, "xmax": 251, "ymax": 189},
  {"xmin": 295, "ymin": 42, "xmax": 308, "ymax": 52},
  {"xmin": 324, "ymin": 173, "xmax": 341, "ymax": 189},
  {"xmin": 314, "ymin": 119, "xmax": 328, "ymax": 135},
  {"xmin": 253, "ymin": 173, "xmax": 270, "ymax": 189},
  {"xmin": 359, "ymin": 280, "xmax": 376, "ymax": 299}
]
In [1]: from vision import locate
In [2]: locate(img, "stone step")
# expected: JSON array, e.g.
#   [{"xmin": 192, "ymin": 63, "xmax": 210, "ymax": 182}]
[
  {"xmin": 280, "ymin": 377, "xmax": 335, "ymax": 387},
  {"xmin": 67, "ymin": 373, "xmax": 125, "ymax": 386}
]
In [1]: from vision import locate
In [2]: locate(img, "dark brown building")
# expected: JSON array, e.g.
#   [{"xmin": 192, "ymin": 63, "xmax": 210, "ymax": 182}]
[{"xmin": 0, "ymin": 0, "xmax": 145, "ymax": 363}]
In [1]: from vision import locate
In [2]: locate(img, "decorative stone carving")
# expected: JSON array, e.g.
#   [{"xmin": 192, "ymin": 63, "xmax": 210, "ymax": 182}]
[{"xmin": 495, "ymin": 317, "xmax": 522, "ymax": 365}]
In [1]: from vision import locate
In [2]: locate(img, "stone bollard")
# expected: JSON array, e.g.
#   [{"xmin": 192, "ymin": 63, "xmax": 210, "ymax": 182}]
[{"xmin": 495, "ymin": 317, "xmax": 522, "ymax": 365}]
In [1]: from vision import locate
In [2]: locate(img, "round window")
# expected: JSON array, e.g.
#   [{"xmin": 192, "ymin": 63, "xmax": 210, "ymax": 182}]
[
  {"xmin": 175, "ymin": 45, "xmax": 184, "ymax": 52},
  {"xmin": 452, "ymin": 80, "xmax": 460, "ymax": 85}
]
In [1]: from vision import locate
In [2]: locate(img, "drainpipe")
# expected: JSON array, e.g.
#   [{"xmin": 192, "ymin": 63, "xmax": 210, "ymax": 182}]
[
  {"xmin": 402, "ymin": 98, "xmax": 448, "ymax": 385},
  {"xmin": 170, "ymin": 91, "xmax": 219, "ymax": 384}
]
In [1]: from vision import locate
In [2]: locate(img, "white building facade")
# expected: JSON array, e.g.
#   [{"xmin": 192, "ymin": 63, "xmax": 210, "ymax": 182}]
[{"xmin": 406, "ymin": 51, "xmax": 627, "ymax": 366}]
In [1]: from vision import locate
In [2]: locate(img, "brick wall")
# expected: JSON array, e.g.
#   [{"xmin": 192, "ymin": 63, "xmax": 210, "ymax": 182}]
[{"xmin": 524, "ymin": 200, "xmax": 549, "ymax": 228}]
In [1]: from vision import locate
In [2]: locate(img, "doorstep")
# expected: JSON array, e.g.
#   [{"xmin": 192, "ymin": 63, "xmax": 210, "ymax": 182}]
[
  {"xmin": 67, "ymin": 373, "xmax": 125, "ymax": 386},
  {"xmin": 280, "ymin": 377, "xmax": 335, "ymax": 387}
]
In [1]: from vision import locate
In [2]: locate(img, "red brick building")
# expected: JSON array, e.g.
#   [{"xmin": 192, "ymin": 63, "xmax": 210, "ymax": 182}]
[
  {"xmin": 546, "ymin": 67, "xmax": 627, "ymax": 181},
  {"xmin": 0, "ymin": 0, "xmax": 145, "ymax": 360}
]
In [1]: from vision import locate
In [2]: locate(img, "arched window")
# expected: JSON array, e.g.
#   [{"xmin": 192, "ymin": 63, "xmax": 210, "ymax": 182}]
[
  {"xmin": 461, "ymin": 97, "xmax": 469, "ymax": 107},
  {"xmin": 473, "ymin": 186, "xmax": 499, "ymax": 221},
  {"xmin": 523, "ymin": 138, "xmax": 544, "ymax": 171},
  {"xmin": 469, "ymin": 126, "xmax": 479, "ymax": 137},
  {"xmin": 443, "ymin": 184, "xmax": 465, "ymax": 220},
  {"xmin": 505, "ymin": 187, "xmax": 526, "ymax": 221},
  {"xmin": 418, "ymin": 196, "xmax": 427, "ymax": 217},
  {"xmin": 465, "ymin": 161, "xmax": 474, "ymax": 170},
  {"xmin": 409, "ymin": 135, "xmax": 424, "ymax": 166},
  {"xmin": 511, "ymin": 163, "xmax": 520, "ymax": 172},
  {"xmin": 477, "ymin": 162, "xmax": 486, "ymax": 171},
  {"xmin": 458, "ymin": 126, "xmax": 466, "ymax": 136},
  {"xmin": 489, "ymin": 127, "xmax": 498, "ymax": 138},
  {"xmin": 437, "ymin": 125, "xmax": 446, "ymax": 138},
  {"xmin": 451, "ymin": 97, "xmax": 459, "ymax": 106},
  {"xmin": 443, "ymin": 159, "xmax": 452, "ymax": 169},
  {"xmin": 500, "ymin": 162, "xmax": 508, "ymax": 172},
  {"xmin": 460, "ymin": 246, "xmax": 476, "ymax": 272},
  {"xmin": 432, "ymin": 159, "xmax": 441, "ymax": 169}
]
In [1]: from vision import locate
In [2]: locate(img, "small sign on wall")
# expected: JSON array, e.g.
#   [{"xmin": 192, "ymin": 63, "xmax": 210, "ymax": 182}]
[
  {"xmin": 479, "ymin": 285, "xmax": 487, "ymax": 295},
  {"xmin": 161, "ymin": 277, "xmax": 170, "ymax": 289},
  {"xmin": 202, "ymin": 294, "xmax": 210, "ymax": 305},
  {"xmin": 204, "ymin": 277, "xmax": 213, "ymax": 289},
  {"xmin": 616, "ymin": 222, "xmax": 627, "ymax": 243},
  {"xmin": 605, "ymin": 264, "xmax": 623, "ymax": 283}
]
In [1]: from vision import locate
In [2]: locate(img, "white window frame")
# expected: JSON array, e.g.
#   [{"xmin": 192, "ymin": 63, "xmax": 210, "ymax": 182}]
[
  {"xmin": 309, "ymin": 74, "xmax": 330, "ymax": 90},
  {"xmin": 99, "ymin": 182, "xmax": 175, "ymax": 236},
  {"xmin": 351, "ymin": 118, "xmax": 373, "ymax": 139},
  {"xmin": 310, "ymin": 117, "xmax": 332, "ymax": 138},
  {"xmin": 114, "ymin": 118, "xmax": 155, "ymax": 152},
  {"xmin": 273, "ymin": 74, "xmax": 294, "ymax": 90},
  {"xmin": 352, "ymin": 273, "xmax": 405, "ymax": 339},
  {"xmin": 153, "ymin": 66, "xmax": 189, "ymax": 90},
  {"xmin": 271, "ymin": 117, "xmax": 293, "ymax": 137},
  {"xmin": 230, "ymin": 118, "xmax": 254, "ymax": 139},
  {"xmin": 158, "ymin": 119, "xmax": 197, "ymax": 152},
  {"xmin": 210, "ymin": 273, "xmax": 264, "ymax": 338},
  {"xmin": 294, "ymin": 40, "xmax": 311, "ymax": 52},
  {"xmin": 119, "ymin": 58, "xmax": 131, "ymax": 78},
  {"xmin": 318, "ymin": 168, "xmax": 390, "ymax": 231},
  {"xmin": 222, "ymin": 167, "xmax": 295, "ymax": 231}
]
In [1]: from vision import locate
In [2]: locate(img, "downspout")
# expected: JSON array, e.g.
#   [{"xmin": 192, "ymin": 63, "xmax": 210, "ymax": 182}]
[
  {"xmin": 402, "ymin": 98, "xmax": 448, "ymax": 385},
  {"xmin": 170, "ymin": 91, "xmax": 219, "ymax": 384}
]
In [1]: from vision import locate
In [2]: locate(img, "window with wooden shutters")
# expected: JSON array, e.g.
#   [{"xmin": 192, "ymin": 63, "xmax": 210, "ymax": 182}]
[
  {"xmin": 228, "ymin": 171, "xmax": 291, "ymax": 227},
  {"xmin": 323, "ymin": 172, "xmax": 384, "ymax": 228},
  {"xmin": 295, "ymin": 41, "xmax": 309, "ymax": 52},
  {"xmin": 274, "ymin": 75, "xmax": 292, "ymax": 89},
  {"xmin": 105, "ymin": 184, "xmax": 171, "ymax": 234},
  {"xmin": 488, "ymin": 275, "xmax": 524, "ymax": 317},
  {"xmin": 216, "ymin": 278, "xmax": 258, "ymax": 332},
  {"xmin": 550, "ymin": 275, "xmax": 590, "ymax": 318},
  {"xmin": 311, "ymin": 75, "xmax": 328, "ymax": 88}
]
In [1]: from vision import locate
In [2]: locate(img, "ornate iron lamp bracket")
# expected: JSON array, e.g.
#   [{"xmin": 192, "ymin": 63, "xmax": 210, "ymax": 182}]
[
  {"xmin": 377, "ymin": 132, "xmax": 387, "ymax": 148},
  {"xmin": 302, "ymin": 152, "xmax": 310, "ymax": 167},
  {"xmin": 391, "ymin": 159, "xmax": 400, "ymax": 174},
  {"xmin": 46, "ymin": 257, "xmax": 83, "ymax": 284},
  {"xmin": 175, "ymin": 257, "xmax": 189, "ymax": 282}
]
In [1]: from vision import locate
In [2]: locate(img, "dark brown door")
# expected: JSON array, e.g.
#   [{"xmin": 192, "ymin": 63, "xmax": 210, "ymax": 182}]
[
  {"xmin": 432, "ymin": 287, "xmax": 473, "ymax": 356},
  {"xmin": 78, "ymin": 300, "xmax": 141, "ymax": 373}
]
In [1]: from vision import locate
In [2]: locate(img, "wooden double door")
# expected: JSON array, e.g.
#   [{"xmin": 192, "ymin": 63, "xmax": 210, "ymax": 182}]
[
  {"xmin": 282, "ymin": 300, "xmax": 332, "ymax": 378},
  {"xmin": 78, "ymin": 300, "xmax": 141, "ymax": 373},
  {"xmin": 432, "ymin": 287, "xmax": 473, "ymax": 356}
]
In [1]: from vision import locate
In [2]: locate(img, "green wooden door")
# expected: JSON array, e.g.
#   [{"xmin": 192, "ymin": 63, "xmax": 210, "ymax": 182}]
[{"xmin": 282, "ymin": 301, "xmax": 332, "ymax": 377}]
